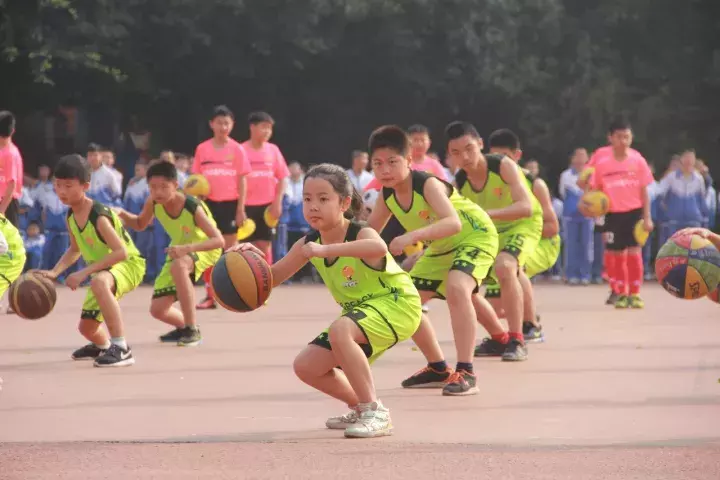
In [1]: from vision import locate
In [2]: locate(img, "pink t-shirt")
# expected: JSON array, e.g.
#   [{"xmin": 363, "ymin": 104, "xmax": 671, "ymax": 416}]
[
  {"xmin": 590, "ymin": 154, "xmax": 653, "ymax": 213},
  {"xmin": 587, "ymin": 145, "xmax": 642, "ymax": 167},
  {"xmin": 192, "ymin": 139, "xmax": 251, "ymax": 202},
  {"xmin": 0, "ymin": 142, "xmax": 23, "ymax": 199},
  {"xmin": 241, "ymin": 142, "xmax": 289, "ymax": 206},
  {"xmin": 363, "ymin": 156, "xmax": 446, "ymax": 192}
]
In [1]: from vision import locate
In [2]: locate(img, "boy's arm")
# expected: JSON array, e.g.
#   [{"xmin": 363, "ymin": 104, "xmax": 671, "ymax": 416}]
[
  {"xmin": 406, "ymin": 177, "xmax": 461, "ymax": 244},
  {"xmin": 306, "ymin": 226, "xmax": 387, "ymax": 261},
  {"xmin": 366, "ymin": 195, "xmax": 392, "ymax": 233},
  {"xmin": 486, "ymin": 158, "xmax": 533, "ymax": 221},
  {"xmin": 77, "ymin": 216, "xmax": 128, "ymax": 277},
  {"xmin": 47, "ymin": 220, "xmax": 82, "ymax": 277},
  {"xmin": 533, "ymin": 178, "xmax": 560, "ymax": 238},
  {"xmin": 230, "ymin": 238, "xmax": 309, "ymax": 287},
  {"xmin": 188, "ymin": 207, "xmax": 225, "ymax": 253},
  {"xmin": 117, "ymin": 198, "xmax": 154, "ymax": 231}
]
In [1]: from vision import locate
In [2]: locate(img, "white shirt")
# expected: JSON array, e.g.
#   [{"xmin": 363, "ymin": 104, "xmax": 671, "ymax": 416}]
[
  {"xmin": 346, "ymin": 169, "xmax": 373, "ymax": 192},
  {"xmin": 285, "ymin": 176, "xmax": 304, "ymax": 205},
  {"xmin": 558, "ymin": 168, "xmax": 584, "ymax": 200},
  {"xmin": 89, "ymin": 164, "xmax": 122, "ymax": 199}
]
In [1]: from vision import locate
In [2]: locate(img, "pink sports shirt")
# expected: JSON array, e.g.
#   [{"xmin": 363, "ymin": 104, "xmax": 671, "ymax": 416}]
[
  {"xmin": 192, "ymin": 139, "xmax": 251, "ymax": 203},
  {"xmin": 241, "ymin": 142, "xmax": 290, "ymax": 206},
  {"xmin": 589, "ymin": 151, "xmax": 653, "ymax": 213},
  {"xmin": 0, "ymin": 142, "xmax": 23, "ymax": 199}
]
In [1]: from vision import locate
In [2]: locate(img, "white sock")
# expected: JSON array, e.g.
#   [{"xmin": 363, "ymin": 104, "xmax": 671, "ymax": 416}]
[
  {"xmin": 95, "ymin": 341, "xmax": 111, "ymax": 350},
  {"xmin": 111, "ymin": 337, "xmax": 127, "ymax": 350}
]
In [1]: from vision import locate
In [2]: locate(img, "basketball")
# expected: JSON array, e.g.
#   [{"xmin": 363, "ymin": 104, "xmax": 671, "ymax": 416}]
[
  {"xmin": 654, "ymin": 232, "xmax": 720, "ymax": 299},
  {"xmin": 708, "ymin": 287, "xmax": 719, "ymax": 304},
  {"xmin": 183, "ymin": 174, "xmax": 210, "ymax": 197},
  {"xmin": 8, "ymin": 272, "xmax": 57, "ymax": 320},
  {"xmin": 211, "ymin": 250, "xmax": 273, "ymax": 312},
  {"xmin": 578, "ymin": 190, "xmax": 610, "ymax": 218}
]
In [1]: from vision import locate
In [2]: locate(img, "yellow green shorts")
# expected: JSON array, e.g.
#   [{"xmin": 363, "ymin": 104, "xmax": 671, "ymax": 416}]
[
  {"xmin": 484, "ymin": 223, "xmax": 542, "ymax": 297},
  {"xmin": 82, "ymin": 256, "xmax": 146, "ymax": 322},
  {"xmin": 0, "ymin": 253, "xmax": 26, "ymax": 298},
  {"xmin": 524, "ymin": 234, "xmax": 561, "ymax": 279},
  {"xmin": 153, "ymin": 248, "xmax": 221, "ymax": 299},
  {"xmin": 409, "ymin": 230, "xmax": 498, "ymax": 299},
  {"xmin": 310, "ymin": 293, "xmax": 422, "ymax": 364}
]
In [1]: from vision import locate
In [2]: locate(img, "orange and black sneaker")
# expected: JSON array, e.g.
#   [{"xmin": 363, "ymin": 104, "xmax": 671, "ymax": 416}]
[
  {"xmin": 196, "ymin": 297, "xmax": 217, "ymax": 310},
  {"xmin": 442, "ymin": 370, "xmax": 478, "ymax": 396},
  {"xmin": 401, "ymin": 365, "xmax": 453, "ymax": 389}
]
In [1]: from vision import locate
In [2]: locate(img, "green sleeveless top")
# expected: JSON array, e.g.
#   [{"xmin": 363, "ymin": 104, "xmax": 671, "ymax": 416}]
[
  {"xmin": 154, "ymin": 195, "xmax": 218, "ymax": 247},
  {"xmin": 0, "ymin": 214, "xmax": 25, "ymax": 260},
  {"xmin": 454, "ymin": 153, "xmax": 543, "ymax": 233},
  {"xmin": 382, "ymin": 170, "xmax": 494, "ymax": 254},
  {"xmin": 306, "ymin": 221, "xmax": 420, "ymax": 313},
  {"xmin": 67, "ymin": 201, "xmax": 141, "ymax": 264}
]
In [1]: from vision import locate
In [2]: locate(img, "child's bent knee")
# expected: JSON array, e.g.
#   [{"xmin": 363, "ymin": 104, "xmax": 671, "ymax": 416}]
[
  {"xmin": 89, "ymin": 273, "xmax": 113, "ymax": 294},
  {"xmin": 170, "ymin": 259, "xmax": 191, "ymax": 276}
]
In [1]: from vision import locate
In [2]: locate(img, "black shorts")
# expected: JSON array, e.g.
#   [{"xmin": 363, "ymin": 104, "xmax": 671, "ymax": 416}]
[
  {"xmin": 245, "ymin": 204, "xmax": 274, "ymax": 242},
  {"xmin": 603, "ymin": 208, "xmax": 642, "ymax": 251},
  {"xmin": 4, "ymin": 198, "xmax": 19, "ymax": 228},
  {"xmin": 205, "ymin": 199, "xmax": 238, "ymax": 235}
]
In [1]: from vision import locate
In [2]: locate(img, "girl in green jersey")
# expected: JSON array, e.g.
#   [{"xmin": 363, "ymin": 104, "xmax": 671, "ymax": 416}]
[{"xmin": 229, "ymin": 163, "xmax": 421, "ymax": 439}]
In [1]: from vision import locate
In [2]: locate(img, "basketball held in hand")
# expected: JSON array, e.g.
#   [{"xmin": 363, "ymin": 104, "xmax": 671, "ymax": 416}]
[
  {"xmin": 211, "ymin": 250, "xmax": 273, "ymax": 312},
  {"xmin": 8, "ymin": 272, "xmax": 57, "ymax": 320}
]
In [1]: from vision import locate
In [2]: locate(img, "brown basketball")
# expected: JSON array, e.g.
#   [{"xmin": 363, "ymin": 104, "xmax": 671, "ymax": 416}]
[
  {"xmin": 211, "ymin": 250, "xmax": 273, "ymax": 312},
  {"xmin": 8, "ymin": 272, "xmax": 57, "ymax": 320}
]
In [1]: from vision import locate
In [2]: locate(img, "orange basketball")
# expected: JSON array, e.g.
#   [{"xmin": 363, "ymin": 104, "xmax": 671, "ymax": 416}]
[
  {"xmin": 8, "ymin": 272, "xmax": 57, "ymax": 320},
  {"xmin": 211, "ymin": 250, "xmax": 273, "ymax": 312}
]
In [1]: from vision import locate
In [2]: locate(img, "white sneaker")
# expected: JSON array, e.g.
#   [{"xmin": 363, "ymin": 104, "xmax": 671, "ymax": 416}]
[
  {"xmin": 326, "ymin": 407, "xmax": 360, "ymax": 430},
  {"xmin": 344, "ymin": 401, "xmax": 393, "ymax": 438}
]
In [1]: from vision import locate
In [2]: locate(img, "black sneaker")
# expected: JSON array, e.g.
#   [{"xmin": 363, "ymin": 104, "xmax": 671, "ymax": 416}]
[
  {"xmin": 523, "ymin": 322, "xmax": 544, "ymax": 344},
  {"xmin": 474, "ymin": 338, "xmax": 507, "ymax": 357},
  {"xmin": 501, "ymin": 339, "xmax": 528, "ymax": 362},
  {"xmin": 401, "ymin": 366, "xmax": 452, "ymax": 388},
  {"xmin": 177, "ymin": 326, "xmax": 202, "ymax": 347},
  {"xmin": 606, "ymin": 291, "xmax": 620, "ymax": 305},
  {"xmin": 442, "ymin": 370, "xmax": 479, "ymax": 396},
  {"xmin": 93, "ymin": 344, "xmax": 135, "ymax": 368},
  {"xmin": 71, "ymin": 343, "xmax": 105, "ymax": 361},
  {"xmin": 159, "ymin": 328, "xmax": 185, "ymax": 343}
]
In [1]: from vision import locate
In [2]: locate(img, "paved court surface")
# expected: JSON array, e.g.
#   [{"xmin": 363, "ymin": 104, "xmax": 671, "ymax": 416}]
[{"xmin": 1, "ymin": 283, "xmax": 719, "ymax": 479}]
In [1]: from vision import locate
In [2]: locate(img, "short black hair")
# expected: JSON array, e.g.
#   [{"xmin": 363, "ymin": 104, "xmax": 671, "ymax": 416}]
[
  {"xmin": 407, "ymin": 124, "xmax": 430, "ymax": 135},
  {"xmin": 608, "ymin": 116, "xmax": 632, "ymax": 134},
  {"xmin": 248, "ymin": 111, "xmax": 274, "ymax": 125},
  {"xmin": 87, "ymin": 143, "xmax": 103, "ymax": 153},
  {"xmin": 0, "ymin": 111, "xmax": 16, "ymax": 137},
  {"xmin": 54, "ymin": 154, "xmax": 91, "ymax": 183},
  {"xmin": 488, "ymin": 129, "xmax": 521, "ymax": 151},
  {"xmin": 211, "ymin": 105, "xmax": 234, "ymax": 121},
  {"xmin": 368, "ymin": 125, "xmax": 410, "ymax": 157},
  {"xmin": 445, "ymin": 121, "xmax": 480, "ymax": 142},
  {"xmin": 146, "ymin": 160, "xmax": 178, "ymax": 181}
]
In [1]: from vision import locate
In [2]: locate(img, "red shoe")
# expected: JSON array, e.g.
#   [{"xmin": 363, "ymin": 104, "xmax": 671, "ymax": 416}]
[{"xmin": 196, "ymin": 297, "xmax": 217, "ymax": 310}]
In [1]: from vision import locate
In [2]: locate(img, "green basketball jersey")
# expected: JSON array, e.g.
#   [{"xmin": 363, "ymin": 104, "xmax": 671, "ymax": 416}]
[
  {"xmin": 154, "ymin": 195, "xmax": 217, "ymax": 246},
  {"xmin": 67, "ymin": 201, "xmax": 141, "ymax": 264},
  {"xmin": 0, "ymin": 214, "xmax": 25, "ymax": 259},
  {"xmin": 306, "ymin": 221, "xmax": 420, "ymax": 313},
  {"xmin": 382, "ymin": 170, "xmax": 494, "ymax": 253},
  {"xmin": 454, "ymin": 153, "xmax": 543, "ymax": 233}
]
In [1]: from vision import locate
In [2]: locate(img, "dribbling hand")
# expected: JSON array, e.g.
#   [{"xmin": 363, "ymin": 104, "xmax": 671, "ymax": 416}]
[
  {"xmin": 389, "ymin": 234, "xmax": 414, "ymax": 257},
  {"xmin": 227, "ymin": 242, "xmax": 265, "ymax": 258},
  {"xmin": 31, "ymin": 270, "xmax": 58, "ymax": 281},
  {"xmin": 677, "ymin": 227, "xmax": 710, "ymax": 239}
]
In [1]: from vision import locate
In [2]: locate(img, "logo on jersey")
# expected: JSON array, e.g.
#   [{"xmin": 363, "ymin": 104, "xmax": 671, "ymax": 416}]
[
  {"xmin": 85, "ymin": 236, "xmax": 95, "ymax": 248},
  {"xmin": 418, "ymin": 210, "xmax": 436, "ymax": 223},
  {"xmin": 182, "ymin": 225, "xmax": 191, "ymax": 238},
  {"xmin": 493, "ymin": 187, "xmax": 504, "ymax": 198},
  {"xmin": 342, "ymin": 265, "xmax": 358, "ymax": 288}
]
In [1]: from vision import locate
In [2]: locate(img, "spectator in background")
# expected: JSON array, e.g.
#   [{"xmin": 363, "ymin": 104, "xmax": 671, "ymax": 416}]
[
  {"xmin": 523, "ymin": 159, "xmax": 540, "ymax": 178},
  {"xmin": 0, "ymin": 111, "xmax": 24, "ymax": 227},
  {"xmin": 17, "ymin": 181, "xmax": 37, "ymax": 232},
  {"xmin": 284, "ymin": 162, "xmax": 313, "ymax": 282},
  {"xmin": 696, "ymin": 158, "xmax": 713, "ymax": 190},
  {"xmin": 102, "ymin": 149, "xmax": 123, "ymax": 187},
  {"xmin": 123, "ymin": 163, "xmax": 155, "ymax": 283},
  {"xmin": 559, "ymin": 148, "xmax": 593, "ymax": 284},
  {"xmin": 23, "ymin": 221, "xmax": 45, "ymax": 271},
  {"xmin": 407, "ymin": 125, "xmax": 446, "ymax": 178},
  {"xmin": 643, "ymin": 163, "xmax": 661, "ymax": 280},
  {"xmin": 87, "ymin": 143, "xmax": 122, "ymax": 206},
  {"xmin": 656, "ymin": 149, "xmax": 708, "ymax": 245},
  {"xmin": 346, "ymin": 150, "xmax": 372, "ymax": 191},
  {"xmin": 443, "ymin": 153, "xmax": 458, "ymax": 184},
  {"xmin": 175, "ymin": 153, "xmax": 191, "ymax": 187},
  {"xmin": 30, "ymin": 164, "xmax": 54, "ymax": 202}
]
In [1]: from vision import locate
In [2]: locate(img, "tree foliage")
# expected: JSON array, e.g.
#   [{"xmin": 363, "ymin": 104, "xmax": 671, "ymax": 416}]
[{"xmin": 1, "ymin": 0, "xmax": 718, "ymax": 177}]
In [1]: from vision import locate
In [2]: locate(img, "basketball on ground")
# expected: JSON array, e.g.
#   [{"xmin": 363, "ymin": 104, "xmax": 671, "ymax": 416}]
[
  {"xmin": 8, "ymin": 272, "xmax": 57, "ymax": 320},
  {"xmin": 654, "ymin": 232, "xmax": 720, "ymax": 299},
  {"xmin": 578, "ymin": 190, "xmax": 610, "ymax": 218},
  {"xmin": 211, "ymin": 250, "xmax": 273, "ymax": 312},
  {"xmin": 183, "ymin": 174, "xmax": 210, "ymax": 197}
]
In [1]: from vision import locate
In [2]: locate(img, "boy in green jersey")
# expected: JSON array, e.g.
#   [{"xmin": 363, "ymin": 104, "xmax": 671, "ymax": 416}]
[
  {"xmin": 231, "ymin": 163, "xmax": 422, "ymax": 438},
  {"xmin": 37, "ymin": 155, "xmax": 145, "ymax": 367},
  {"xmin": 449, "ymin": 122, "xmax": 543, "ymax": 362},
  {"xmin": 475, "ymin": 129, "xmax": 561, "ymax": 351},
  {"xmin": 0, "ymin": 180, "xmax": 26, "ymax": 305},
  {"xmin": 117, "ymin": 161, "xmax": 224, "ymax": 347},
  {"xmin": 367, "ymin": 126, "xmax": 499, "ymax": 396}
]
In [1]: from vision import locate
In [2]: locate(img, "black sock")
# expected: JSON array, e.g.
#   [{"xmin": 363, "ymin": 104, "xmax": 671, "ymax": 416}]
[
  {"xmin": 456, "ymin": 362, "xmax": 473, "ymax": 373},
  {"xmin": 428, "ymin": 361, "xmax": 448, "ymax": 372}
]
